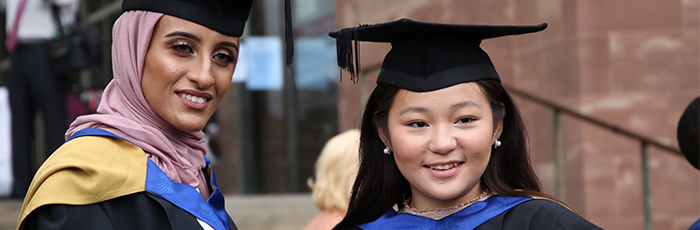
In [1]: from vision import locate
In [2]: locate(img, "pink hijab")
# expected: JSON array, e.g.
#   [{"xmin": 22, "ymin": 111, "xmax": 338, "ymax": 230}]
[{"xmin": 66, "ymin": 11, "xmax": 211, "ymax": 198}]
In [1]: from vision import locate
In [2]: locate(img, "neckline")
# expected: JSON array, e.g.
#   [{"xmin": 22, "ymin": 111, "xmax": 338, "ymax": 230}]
[{"xmin": 398, "ymin": 191, "xmax": 495, "ymax": 220}]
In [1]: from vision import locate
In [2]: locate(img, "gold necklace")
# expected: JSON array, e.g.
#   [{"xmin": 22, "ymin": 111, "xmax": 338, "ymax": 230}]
[{"xmin": 400, "ymin": 190, "xmax": 492, "ymax": 220}]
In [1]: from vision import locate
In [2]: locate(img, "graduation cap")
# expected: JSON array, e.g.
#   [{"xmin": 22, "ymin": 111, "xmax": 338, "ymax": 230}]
[
  {"xmin": 122, "ymin": 0, "xmax": 253, "ymax": 37},
  {"xmin": 122, "ymin": 0, "xmax": 295, "ymax": 67},
  {"xmin": 329, "ymin": 18, "xmax": 547, "ymax": 92}
]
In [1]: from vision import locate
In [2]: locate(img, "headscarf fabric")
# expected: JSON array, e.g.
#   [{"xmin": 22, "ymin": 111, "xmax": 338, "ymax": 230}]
[{"xmin": 66, "ymin": 11, "xmax": 211, "ymax": 198}]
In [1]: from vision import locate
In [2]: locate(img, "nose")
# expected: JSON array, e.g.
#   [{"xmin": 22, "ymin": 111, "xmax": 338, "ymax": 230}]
[
  {"xmin": 428, "ymin": 125, "xmax": 457, "ymax": 154},
  {"xmin": 188, "ymin": 56, "xmax": 215, "ymax": 89}
]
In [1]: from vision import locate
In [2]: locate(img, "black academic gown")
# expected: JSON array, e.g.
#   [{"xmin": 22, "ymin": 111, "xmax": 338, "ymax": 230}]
[
  {"xmin": 24, "ymin": 192, "xmax": 224, "ymax": 230},
  {"xmin": 475, "ymin": 199, "xmax": 601, "ymax": 230},
  {"xmin": 17, "ymin": 128, "xmax": 236, "ymax": 230}
]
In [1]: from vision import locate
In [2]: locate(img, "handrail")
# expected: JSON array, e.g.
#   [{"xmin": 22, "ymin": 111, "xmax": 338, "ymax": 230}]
[
  {"xmin": 504, "ymin": 84, "xmax": 682, "ymax": 155},
  {"xmin": 504, "ymin": 84, "xmax": 677, "ymax": 230}
]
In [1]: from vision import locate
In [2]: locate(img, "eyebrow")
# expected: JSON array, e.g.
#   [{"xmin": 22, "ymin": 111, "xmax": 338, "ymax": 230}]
[
  {"xmin": 398, "ymin": 100, "xmax": 481, "ymax": 115},
  {"xmin": 399, "ymin": 106, "xmax": 429, "ymax": 115},
  {"xmin": 165, "ymin": 31, "xmax": 239, "ymax": 51},
  {"xmin": 218, "ymin": 41, "xmax": 239, "ymax": 51},
  {"xmin": 165, "ymin": 31, "xmax": 200, "ymax": 42},
  {"xmin": 450, "ymin": 100, "xmax": 481, "ymax": 110}
]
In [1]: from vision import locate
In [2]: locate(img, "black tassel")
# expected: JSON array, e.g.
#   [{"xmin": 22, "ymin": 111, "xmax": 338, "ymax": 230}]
[
  {"xmin": 337, "ymin": 27, "xmax": 353, "ymax": 78},
  {"xmin": 335, "ymin": 25, "xmax": 367, "ymax": 83},
  {"xmin": 284, "ymin": 0, "xmax": 294, "ymax": 68}
]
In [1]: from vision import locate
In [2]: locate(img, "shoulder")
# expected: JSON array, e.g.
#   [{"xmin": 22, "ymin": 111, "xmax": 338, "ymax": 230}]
[
  {"xmin": 18, "ymin": 135, "xmax": 149, "ymax": 230},
  {"xmin": 478, "ymin": 198, "xmax": 602, "ymax": 230},
  {"xmin": 512, "ymin": 198, "xmax": 576, "ymax": 214}
]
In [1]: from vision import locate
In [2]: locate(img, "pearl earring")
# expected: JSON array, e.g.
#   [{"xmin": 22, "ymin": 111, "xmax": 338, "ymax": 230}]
[
  {"xmin": 494, "ymin": 139, "xmax": 502, "ymax": 148},
  {"xmin": 383, "ymin": 146, "xmax": 392, "ymax": 155}
]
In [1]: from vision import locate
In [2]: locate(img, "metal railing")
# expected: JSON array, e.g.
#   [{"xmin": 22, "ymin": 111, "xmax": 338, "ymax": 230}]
[{"xmin": 505, "ymin": 85, "xmax": 682, "ymax": 230}]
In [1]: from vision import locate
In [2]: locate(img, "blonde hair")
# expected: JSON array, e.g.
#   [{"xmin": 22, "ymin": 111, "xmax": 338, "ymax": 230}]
[{"xmin": 308, "ymin": 129, "xmax": 360, "ymax": 212}]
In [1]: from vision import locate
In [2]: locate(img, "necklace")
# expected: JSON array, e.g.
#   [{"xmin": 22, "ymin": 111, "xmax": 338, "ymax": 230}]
[{"xmin": 399, "ymin": 190, "xmax": 492, "ymax": 220}]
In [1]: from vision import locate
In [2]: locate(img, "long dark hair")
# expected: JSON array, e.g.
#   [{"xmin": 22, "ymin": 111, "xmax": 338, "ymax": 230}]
[{"xmin": 333, "ymin": 80, "xmax": 554, "ymax": 229}]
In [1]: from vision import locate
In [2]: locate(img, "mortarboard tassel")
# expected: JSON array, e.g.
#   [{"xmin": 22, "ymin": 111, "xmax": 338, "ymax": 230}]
[
  {"xmin": 335, "ymin": 25, "xmax": 366, "ymax": 83},
  {"xmin": 335, "ymin": 27, "xmax": 354, "ymax": 80}
]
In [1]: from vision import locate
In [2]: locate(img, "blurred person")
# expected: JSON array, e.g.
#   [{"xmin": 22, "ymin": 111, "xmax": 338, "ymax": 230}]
[
  {"xmin": 304, "ymin": 129, "xmax": 361, "ymax": 230},
  {"xmin": 3, "ymin": 0, "xmax": 79, "ymax": 199},
  {"xmin": 677, "ymin": 96, "xmax": 699, "ymax": 230},
  {"xmin": 16, "ymin": 0, "xmax": 254, "ymax": 229},
  {"xmin": 329, "ymin": 19, "xmax": 601, "ymax": 229}
]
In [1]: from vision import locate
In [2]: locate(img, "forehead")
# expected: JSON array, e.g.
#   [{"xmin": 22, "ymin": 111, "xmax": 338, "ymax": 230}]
[{"xmin": 392, "ymin": 82, "xmax": 489, "ymax": 109}]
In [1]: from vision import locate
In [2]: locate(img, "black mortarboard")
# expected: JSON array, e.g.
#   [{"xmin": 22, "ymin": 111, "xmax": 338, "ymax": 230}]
[
  {"xmin": 329, "ymin": 18, "xmax": 547, "ymax": 92},
  {"xmin": 122, "ymin": 0, "xmax": 296, "ymax": 67},
  {"xmin": 122, "ymin": 0, "xmax": 253, "ymax": 37}
]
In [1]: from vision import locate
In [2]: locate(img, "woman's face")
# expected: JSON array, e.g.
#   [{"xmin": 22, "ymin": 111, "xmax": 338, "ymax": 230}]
[
  {"xmin": 380, "ymin": 82, "xmax": 502, "ymax": 210},
  {"xmin": 142, "ymin": 15, "xmax": 239, "ymax": 132}
]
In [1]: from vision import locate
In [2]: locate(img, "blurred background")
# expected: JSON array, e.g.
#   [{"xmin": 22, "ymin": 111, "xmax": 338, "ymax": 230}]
[{"xmin": 0, "ymin": 0, "xmax": 698, "ymax": 229}]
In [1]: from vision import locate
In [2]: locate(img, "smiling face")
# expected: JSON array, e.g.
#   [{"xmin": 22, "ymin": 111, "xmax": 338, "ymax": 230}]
[
  {"xmin": 142, "ymin": 15, "xmax": 240, "ymax": 132},
  {"xmin": 380, "ymin": 82, "xmax": 503, "ymax": 210}
]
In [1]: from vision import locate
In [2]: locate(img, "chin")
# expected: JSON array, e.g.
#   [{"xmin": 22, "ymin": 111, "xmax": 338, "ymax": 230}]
[
  {"xmin": 430, "ymin": 192, "xmax": 463, "ymax": 201},
  {"xmin": 173, "ymin": 114, "xmax": 212, "ymax": 132},
  {"xmin": 172, "ymin": 121, "xmax": 208, "ymax": 133},
  {"xmin": 427, "ymin": 185, "xmax": 473, "ymax": 200}
]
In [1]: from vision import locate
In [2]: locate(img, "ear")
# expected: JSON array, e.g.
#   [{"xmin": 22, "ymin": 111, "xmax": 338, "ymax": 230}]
[
  {"xmin": 492, "ymin": 103, "xmax": 505, "ymax": 142},
  {"xmin": 377, "ymin": 125, "xmax": 391, "ymax": 149},
  {"xmin": 493, "ymin": 117, "xmax": 504, "ymax": 141}
]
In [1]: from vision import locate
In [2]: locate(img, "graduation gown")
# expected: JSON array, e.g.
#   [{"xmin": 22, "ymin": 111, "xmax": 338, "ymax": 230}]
[
  {"xmin": 17, "ymin": 128, "xmax": 236, "ymax": 230},
  {"xmin": 351, "ymin": 195, "xmax": 602, "ymax": 230}
]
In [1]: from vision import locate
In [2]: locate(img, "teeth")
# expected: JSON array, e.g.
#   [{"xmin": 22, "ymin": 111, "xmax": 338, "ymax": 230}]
[
  {"xmin": 179, "ymin": 93, "xmax": 207, "ymax": 103},
  {"xmin": 429, "ymin": 163, "xmax": 460, "ymax": 170}
]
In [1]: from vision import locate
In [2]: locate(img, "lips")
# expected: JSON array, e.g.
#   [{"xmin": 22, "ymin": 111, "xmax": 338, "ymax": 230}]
[
  {"xmin": 428, "ymin": 162, "xmax": 461, "ymax": 170},
  {"xmin": 425, "ymin": 161, "xmax": 463, "ymax": 178},
  {"xmin": 176, "ymin": 90, "xmax": 213, "ymax": 110},
  {"xmin": 425, "ymin": 161, "xmax": 463, "ymax": 170},
  {"xmin": 178, "ymin": 93, "xmax": 208, "ymax": 103}
]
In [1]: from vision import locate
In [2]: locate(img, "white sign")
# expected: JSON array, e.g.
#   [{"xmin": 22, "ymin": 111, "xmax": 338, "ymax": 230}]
[{"xmin": 245, "ymin": 36, "xmax": 284, "ymax": 91}]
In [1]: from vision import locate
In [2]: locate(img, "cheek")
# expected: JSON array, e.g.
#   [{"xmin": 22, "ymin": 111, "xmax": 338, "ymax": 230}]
[
  {"xmin": 142, "ymin": 56, "xmax": 172, "ymax": 89},
  {"xmin": 460, "ymin": 132, "xmax": 494, "ymax": 163},
  {"xmin": 390, "ymin": 134, "xmax": 425, "ymax": 166},
  {"xmin": 214, "ymin": 73, "xmax": 232, "ymax": 99}
]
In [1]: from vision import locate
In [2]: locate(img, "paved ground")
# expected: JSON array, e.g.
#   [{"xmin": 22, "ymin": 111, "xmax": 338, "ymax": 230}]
[
  {"xmin": 0, "ymin": 194, "xmax": 319, "ymax": 230},
  {"xmin": 0, "ymin": 198, "xmax": 22, "ymax": 230}
]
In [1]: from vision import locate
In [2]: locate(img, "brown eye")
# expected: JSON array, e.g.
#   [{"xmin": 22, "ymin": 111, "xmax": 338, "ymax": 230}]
[
  {"xmin": 456, "ymin": 117, "xmax": 474, "ymax": 124},
  {"xmin": 409, "ymin": 121, "xmax": 428, "ymax": 128},
  {"xmin": 213, "ymin": 52, "xmax": 235, "ymax": 64},
  {"xmin": 171, "ymin": 44, "xmax": 193, "ymax": 54}
]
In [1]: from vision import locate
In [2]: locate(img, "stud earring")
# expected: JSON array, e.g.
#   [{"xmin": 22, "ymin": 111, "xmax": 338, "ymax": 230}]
[
  {"xmin": 494, "ymin": 139, "xmax": 502, "ymax": 148},
  {"xmin": 383, "ymin": 146, "xmax": 392, "ymax": 155}
]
